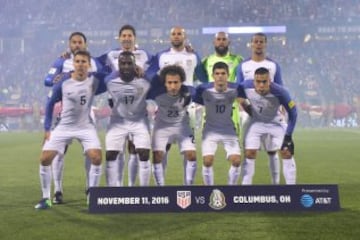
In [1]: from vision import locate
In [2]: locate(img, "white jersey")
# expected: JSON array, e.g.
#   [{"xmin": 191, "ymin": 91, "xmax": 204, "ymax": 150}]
[
  {"xmin": 146, "ymin": 48, "xmax": 203, "ymax": 86},
  {"xmin": 236, "ymin": 57, "xmax": 283, "ymax": 85},
  {"xmin": 193, "ymin": 82, "xmax": 240, "ymax": 130},
  {"xmin": 105, "ymin": 71, "xmax": 150, "ymax": 122},
  {"xmin": 97, "ymin": 48, "xmax": 151, "ymax": 71},
  {"xmin": 44, "ymin": 73, "xmax": 100, "ymax": 131}
]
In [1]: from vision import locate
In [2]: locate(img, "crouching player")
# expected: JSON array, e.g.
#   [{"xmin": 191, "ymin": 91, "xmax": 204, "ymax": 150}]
[{"xmin": 148, "ymin": 65, "xmax": 197, "ymax": 185}]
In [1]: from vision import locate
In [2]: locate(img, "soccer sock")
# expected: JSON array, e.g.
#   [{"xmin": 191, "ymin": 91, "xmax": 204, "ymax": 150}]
[
  {"xmin": 128, "ymin": 154, "xmax": 138, "ymax": 186},
  {"xmin": 117, "ymin": 153, "xmax": 125, "ymax": 186},
  {"xmin": 228, "ymin": 165, "xmax": 241, "ymax": 185},
  {"xmin": 89, "ymin": 164, "xmax": 102, "ymax": 188},
  {"xmin": 153, "ymin": 163, "xmax": 164, "ymax": 186},
  {"xmin": 202, "ymin": 165, "xmax": 214, "ymax": 185},
  {"xmin": 282, "ymin": 157, "xmax": 297, "ymax": 184},
  {"xmin": 185, "ymin": 160, "xmax": 197, "ymax": 185},
  {"xmin": 105, "ymin": 160, "xmax": 118, "ymax": 186},
  {"xmin": 84, "ymin": 155, "xmax": 91, "ymax": 189},
  {"xmin": 138, "ymin": 160, "xmax": 151, "ymax": 186},
  {"xmin": 162, "ymin": 151, "xmax": 168, "ymax": 176},
  {"xmin": 40, "ymin": 165, "xmax": 51, "ymax": 199},
  {"xmin": 241, "ymin": 158, "xmax": 255, "ymax": 185},
  {"xmin": 268, "ymin": 153, "xmax": 280, "ymax": 185},
  {"xmin": 51, "ymin": 154, "xmax": 64, "ymax": 193},
  {"xmin": 182, "ymin": 155, "xmax": 187, "ymax": 185}
]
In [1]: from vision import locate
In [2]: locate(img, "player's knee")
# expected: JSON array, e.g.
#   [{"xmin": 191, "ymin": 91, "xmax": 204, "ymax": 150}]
[
  {"xmin": 203, "ymin": 155, "xmax": 214, "ymax": 167},
  {"xmin": 165, "ymin": 143, "xmax": 172, "ymax": 152},
  {"xmin": 184, "ymin": 151, "xmax": 196, "ymax": 161},
  {"xmin": 153, "ymin": 151, "xmax": 164, "ymax": 164},
  {"xmin": 137, "ymin": 148, "xmax": 150, "ymax": 161},
  {"xmin": 267, "ymin": 151, "xmax": 276, "ymax": 156},
  {"xmin": 245, "ymin": 149, "xmax": 257, "ymax": 159},
  {"xmin": 127, "ymin": 141, "xmax": 136, "ymax": 154},
  {"xmin": 280, "ymin": 150, "xmax": 292, "ymax": 159},
  {"xmin": 40, "ymin": 150, "xmax": 58, "ymax": 166},
  {"xmin": 106, "ymin": 151, "xmax": 119, "ymax": 161},
  {"xmin": 229, "ymin": 154, "xmax": 241, "ymax": 167},
  {"xmin": 87, "ymin": 149, "xmax": 102, "ymax": 165}
]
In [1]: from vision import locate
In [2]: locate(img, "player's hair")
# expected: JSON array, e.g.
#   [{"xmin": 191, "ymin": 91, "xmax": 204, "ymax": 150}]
[
  {"xmin": 254, "ymin": 67, "xmax": 269, "ymax": 75},
  {"xmin": 252, "ymin": 32, "xmax": 267, "ymax": 42},
  {"xmin": 73, "ymin": 50, "xmax": 91, "ymax": 62},
  {"xmin": 118, "ymin": 51, "xmax": 136, "ymax": 63},
  {"xmin": 69, "ymin": 32, "xmax": 87, "ymax": 43},
  {"xmin": 212, "ymin": 61, "xmax": 229, "ymax": 74},
  {"xmin": 119, "ymin": 24, "xmax": 136, "ymax": 37},
  {"xmin": 159, "ymin": 65, "xmax": 186, "ymax": 83}
]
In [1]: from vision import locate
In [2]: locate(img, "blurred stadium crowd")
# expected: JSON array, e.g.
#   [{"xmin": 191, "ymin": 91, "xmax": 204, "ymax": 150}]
[{"xmin": 0, "ymin": 0, "xmax": 360, "ymax": 129}]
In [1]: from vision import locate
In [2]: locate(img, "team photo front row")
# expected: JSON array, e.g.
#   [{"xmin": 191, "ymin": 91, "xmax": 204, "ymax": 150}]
[{"xmin": 35, "ymin": 50, "xmax": 297, "ymax": 209}]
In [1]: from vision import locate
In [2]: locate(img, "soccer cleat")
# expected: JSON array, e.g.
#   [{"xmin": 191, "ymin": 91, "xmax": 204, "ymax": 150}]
[
  {"xmin": 53, "ymin": 191, "xmax": 64, "ymax": 204},
  {"xmin": 34, "ymin": 198, "xmax": 52, "ymax": 210}
]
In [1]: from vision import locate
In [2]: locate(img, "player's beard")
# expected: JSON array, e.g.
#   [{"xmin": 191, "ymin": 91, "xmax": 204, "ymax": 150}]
[
  {"xmin": 215, "ymin": 46, "xmax": 229, "ymax": 56},
  {"xmin": 121, "ymin": 40, "xmax": 134, "ymax": 51},
  {"xmin": 171, "ymin": 40, "xmax": 183, "ymax": 49},
  {"xmin": 120, "ymin": 71, "xmax": 136, "ymax": 82}
]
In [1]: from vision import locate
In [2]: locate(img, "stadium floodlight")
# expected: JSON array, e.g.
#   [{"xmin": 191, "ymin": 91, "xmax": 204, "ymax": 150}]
[{"xmin": 202, "ymin": 26, "xmax": 287, "ymax": 35}]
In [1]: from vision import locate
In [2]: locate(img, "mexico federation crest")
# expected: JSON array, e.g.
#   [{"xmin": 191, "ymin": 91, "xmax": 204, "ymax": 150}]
[
  {"xmin": 177, "ymin": 191, "xmax": 191, "ymax": 209},
  {"xmin": 209, "ymin": 189, "xmax": 226, "ymax": 210}
]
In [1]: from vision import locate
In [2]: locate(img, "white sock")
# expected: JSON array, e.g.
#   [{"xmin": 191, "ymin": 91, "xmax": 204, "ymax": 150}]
[
  {"xmin": 117, "ymin": 153, "xmax": 125, "ymax": 186},
  {"xmin": 89, "ymin": 164, "xmax": 102, "ymax": 188},
  {"xmin": 138, "ymin": 160, "xmax": 151, "ymax": 186},
  {"xmin": 282, "ymin": 157, "xmax": 296, "ymax": 184},
  {"xmin": 40, "ymin": 165, "xmax": 51, "ymax": 199},
  {"xmin": 128, "ymin": 154, "xmax": 138, "ymax": 186},
  {"xmin": 106, "ymin": 160, "xmax": 118, "ymax": 186},
  {"xmin": 241, "ymin": 158, "xmax": 255, "ymax": 185},
  {"xmin": 182, "ymin": 155, "xmax": 187, "ymax": 185},
  {"xmin": 268, "ymin": 153, "xmax": 280, "ymax": 185},
  {"xmin": 162, "ymin": 151, "xmax": 168, "ymax": 176},
  {"xmin": 84, "ymin": 155, "xmax": 91, "ymax": 189},
  {"xmin": 228, "ymin": 165, "xmax": 241, "ymax": 185},
  {"xmin": 51, "ymin": 154, "xmax": 64, "ymax": 193},
  {"xmin": 185, "ymin": 160, "xmax": 197, "ymax": 185},
  {"xmin": 153, "ymin": 163, "xmax": 164, "ymax": 186},
  {"xmin": 202, "ymin": 165, "xmax": 214, "ymax": 185}
]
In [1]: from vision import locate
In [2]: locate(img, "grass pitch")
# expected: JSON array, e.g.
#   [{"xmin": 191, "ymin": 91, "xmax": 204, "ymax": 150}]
[{"xmin": 0, "ymin": 129, "xmax": 359, "ymax": 240}]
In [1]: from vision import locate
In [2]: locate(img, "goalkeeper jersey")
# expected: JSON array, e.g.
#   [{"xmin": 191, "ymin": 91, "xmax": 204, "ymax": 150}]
[{"xmin": 202, "ymin": 52, "xmax": 243, "ymax": 82}]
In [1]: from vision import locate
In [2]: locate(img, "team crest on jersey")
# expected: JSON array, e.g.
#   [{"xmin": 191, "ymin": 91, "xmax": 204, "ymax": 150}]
[
  {"xmin": 288, "ymin": 100, "xmax": 296, "ymax": 109},
  {"xmin": 209, "ymin": 189, "xmax": 226, "ymax": 210},
  {"xmin": 177, "ymin": 191, "xmax": 191, "ymax": 209}
]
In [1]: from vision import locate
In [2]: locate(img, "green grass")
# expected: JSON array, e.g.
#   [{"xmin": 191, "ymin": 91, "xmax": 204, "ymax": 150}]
[{"xmin": 0, "ymin": 129, "xmax": 359, "ymax": 240}]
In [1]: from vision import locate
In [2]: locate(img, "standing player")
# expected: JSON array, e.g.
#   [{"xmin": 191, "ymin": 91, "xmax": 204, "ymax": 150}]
[
  {"xmin": 238, "ymin": 67, "xmax": 297, "ymax": 185},
  {"xmin": 236, "ymin": 32, "xmax": 283, "ymax": 184},
  {"xmin": 145, "ymin": 26, "xmax": 207, "ymax": 182},
  {"xmin": 35, "ymin": 50, "xmax": 104, "ymax": 209},
  {"xmin": 193, "ymin": 62, "xmax": 242, "ymax": 185},
  {"xmin": 43, "ymin": 32, "xmax": 101, "ymax": 204},
  {"xmin": 105, "ymin": 51, "xmax": 151, "ymax": 187},
  {"xmin": 97, "ymin": 24, "xmax": 152, "ymax": 186},
  {"xmin": 147, "ymin": 65, "xmax": 197, "ymax": 186}
]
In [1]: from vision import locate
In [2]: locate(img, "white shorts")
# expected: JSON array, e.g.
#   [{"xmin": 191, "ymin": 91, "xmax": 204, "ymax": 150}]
[
  {"xmin": 106, "ymin": 118, "xmax": 150, "ymax": 152},
  {"xmin": 42, "ymin": 125, "xmax": 101, "ymax": 154},
  {"xmin": 152, "ymin": 121, "xmax": 195, "ymax": 153},
  {"xmin": 201, "ymin": 126, "xmax": 241, "ymax": 158},
  {"xmin": 244, "ymin": 121, "xmax": 286, "ymax": 151}
]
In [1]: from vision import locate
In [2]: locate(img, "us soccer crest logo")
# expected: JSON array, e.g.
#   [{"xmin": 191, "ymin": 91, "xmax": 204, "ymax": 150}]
[
  {"xmin": 209, "ymin": 189, "xmax": 226, "ymax": 210},
  {"xmin": 177, "ymin": 191, "xmax": 191, "ymax": 209}
]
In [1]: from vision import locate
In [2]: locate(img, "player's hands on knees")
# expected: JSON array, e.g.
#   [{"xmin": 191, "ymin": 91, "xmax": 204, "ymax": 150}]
[
  {"xmin": 281, "ymin": 135, "xmax": 294, "ymax": 155},
  {"xmin": 60, "ymin": 51, "xmax": 71, "ymax": 59},
  {"xmin": 53, "ymin": 73, "xmax": 65, "ymax": 84}
]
